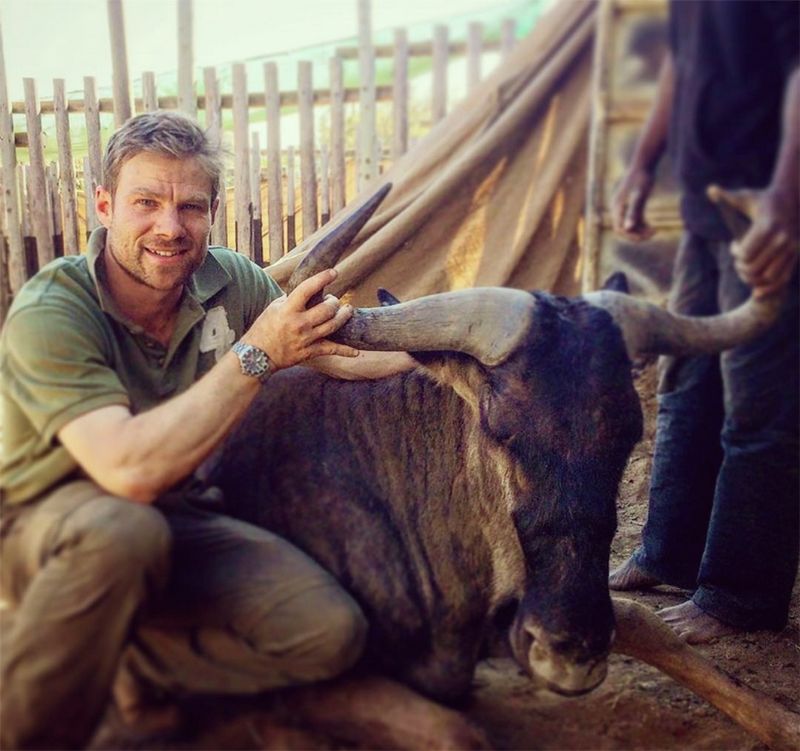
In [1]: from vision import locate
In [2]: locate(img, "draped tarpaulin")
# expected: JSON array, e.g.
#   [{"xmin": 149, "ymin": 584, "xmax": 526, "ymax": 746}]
[{"xmin": 268, "ymin": 0, "xmax": 596, "ymax": 307}]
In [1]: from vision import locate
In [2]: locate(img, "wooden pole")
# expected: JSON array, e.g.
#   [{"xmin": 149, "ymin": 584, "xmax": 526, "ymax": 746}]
[
  {"xmin": 142, "ymin": 72, "xmax": 158, "ymax": 112},
  {"xmin": 20, "ymin": 165, "xmax": 37, "ymax": 277},
  {"xmin": 46, "ymin": 163, "xmax": 63, "ymax": 258},
  {"xmin": 177, "ymin": 0, "xmax": 195, "ymax": 117},
  {"xmin": 0, "ymin": 12, "xmax": 25, "ymax": 294},
  {"xmin": 392, "ymin": 28, "xmax": 408, "ymax": 161},
  {"xmin": 298, "ymin": 61, "xmax": 317, "ymax": 238},
  {"xmin": 53, "ymin": 80, "xmax": 80, "ymax": 255},
  {"xmin": 232, "ymin": 63, "xmax": 251, "ymax": 256},
  {"xmin": 357, "ymin": 0, "xmax": 376, "ymax": 191},
  {"xmin": 467, "ymin": 22, "xmax": 482, "ymax": 92},
  {"xmin": 329, "ymin": 56, "xmax": 346, "ymax": 215},
  {"xmin": 23, "ymin": 78, "xmax": 54, "ymax": 268},
  {"xmin": 432, "ymin": 25, "xmax": 448, "ymax": 124},
  {"xmin": 286, "ymin": 146, "xmax": 296, "ymax": 251},
  {"xmin": 204, "ymin": 66, "xmax": 227, "ymax": 247},
  {"xmin": 250, "ymin": 131, "xmax": 263, "ymax": 266},
  {"xmin": 501, "ymin": 19, "xmax": 516, "ymax": 58},
  {"xmin": 264, "ymin": 62, "xmax": 283, "ymax": 263},
  {"xmin": 106, "ymin": 0, "xmax": 132, "ymax": 125},
  {"xmin": 320, "ymin": 144, "xmax": 330, "ymax": 225},
  {"xmin": 83, "ymin": 156, "xmax": 99, "ymax": 236}
]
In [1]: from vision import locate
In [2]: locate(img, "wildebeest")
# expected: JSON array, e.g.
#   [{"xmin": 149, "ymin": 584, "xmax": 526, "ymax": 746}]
[{"xmin": 203, "ymin": 186, "xmax": 794, "ymax": 748}]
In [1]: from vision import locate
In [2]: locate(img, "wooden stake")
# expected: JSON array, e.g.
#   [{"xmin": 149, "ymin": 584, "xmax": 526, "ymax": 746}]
[
  {"xmin": 320, "ymin": 144, "xmax": 330, "ymax": 225},
  {"xmin": 329, "ymin": 56, "xmax": 346, "ymax": 214},
  {"xmin": 23, "ymin": 78, "xmax": 54, "ymax": 267},
  {"xmin": 392, "ymin": 28, "xmax": 408, "ymax": 161},
  {"xmin": 53, "ymin": 80, "xmax": 80, "ymax": 255},
  {"xmin": 232, "ymin": 63, "xmax": 252, "ymax": 256},
  {"xmin": 250, "ymin": 131, "xmax": 263, "ymax": 266},
  {"xmin": 432, "ymin": 25, "xmax": 448, "ymax": 123},
  {"xmin": 467, "ymin": 23, "xmax": 482, "ymax": 92},
  {"xmin": 46, "ymin": 163, "xmax": 63, "ymax": 258},
  {"xmin": 0, "ymin": 13, "xmax": 25, "ymax": 293},
  {"xmin": 501, "ymin": 19, "xmax": 516, "ymax": 58},
  {"xmin": 177, "ymin": 0, "xmax": 195, "ymax": 117},
  {"xmin": 298, "ymin": 61, "xmax": 318, "ymax": 238},
  {"xmin": 286, "ymin": 146, "xmax": 296, "ymax": 251},
  {"xmin": 106, "ymin": 0, "xmax": 132, "ymax": 125},
  {"xmin": 357, "ymin": 0, "xmax": 377, "ymax": 191},
  {"xmin": 204, "ymin": 67, "xmax": 227, "ymax": 248},
  {"xmin": 142, "ymin": 72, "xmax": 158, "ymax": 112},
  {"xmin": 264, "ymin": 62, "xmax": 283, "ymax": 262}
]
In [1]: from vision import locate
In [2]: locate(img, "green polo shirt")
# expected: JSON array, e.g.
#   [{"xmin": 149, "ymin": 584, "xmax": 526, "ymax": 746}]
[{"xmin": 0, "ymin": 228, "xmax": 283, "ymax": 506}]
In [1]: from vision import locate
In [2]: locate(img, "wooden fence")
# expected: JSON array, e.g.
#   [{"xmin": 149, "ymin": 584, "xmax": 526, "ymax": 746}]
[{"xmin": 0, "ymin": 0, "xmax": 523, "ymax": 323}]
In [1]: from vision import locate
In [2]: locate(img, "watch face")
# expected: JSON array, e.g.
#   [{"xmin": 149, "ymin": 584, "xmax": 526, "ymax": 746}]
[{"xmin": 234, "ymin": 342, "xmax": 271, "ymax": 380}]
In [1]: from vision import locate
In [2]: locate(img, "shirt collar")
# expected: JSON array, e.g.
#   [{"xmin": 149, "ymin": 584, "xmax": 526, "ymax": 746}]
[{"xmin": 86, "ymin": 227, "xmax": 232, "ymax": 322}]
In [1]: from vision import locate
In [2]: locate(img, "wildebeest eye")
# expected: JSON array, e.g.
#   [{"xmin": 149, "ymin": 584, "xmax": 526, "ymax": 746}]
[{"xmin": 480, "ymin": 382, "xmax": 525, "ymax": 443}]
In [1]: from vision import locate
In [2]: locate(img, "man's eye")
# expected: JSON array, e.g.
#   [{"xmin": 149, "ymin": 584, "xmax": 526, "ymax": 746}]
[
  {"xmin": 182, "ymin": 204, "xmax": 205, "ymax": 212},
  {"xmin": 136, "ymin": 198, "xmax": 156, "ymax": 207}
]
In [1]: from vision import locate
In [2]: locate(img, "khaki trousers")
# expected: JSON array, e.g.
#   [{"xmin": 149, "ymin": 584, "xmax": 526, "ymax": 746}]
[{"xmin": 0, "ymin": 480, "xmax": 366, "ymax": 750}]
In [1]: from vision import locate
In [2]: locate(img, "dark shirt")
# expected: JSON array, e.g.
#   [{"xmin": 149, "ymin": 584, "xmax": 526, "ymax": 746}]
[{"xmin": 668, "ymin": 0, "xmax": 799, "ymax": 239}]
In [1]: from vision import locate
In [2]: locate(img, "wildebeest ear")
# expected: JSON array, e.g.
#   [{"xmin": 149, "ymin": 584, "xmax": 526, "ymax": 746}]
[
  {"xmin": 377, "ymin": 288, "xmax": 402, "ymax": 306},
  {"xmin": 601, "ymin": 272, "xmax": 629, "ymax": 294}
]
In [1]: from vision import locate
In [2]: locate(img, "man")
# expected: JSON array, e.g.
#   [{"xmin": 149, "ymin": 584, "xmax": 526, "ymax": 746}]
[
  {"xmin": 0, "ymin": 110, "xmax": 412, "ymax": 749},
  {"xmin": 609, "ymin": 1, "xmax": 799, "ymax": 644}
]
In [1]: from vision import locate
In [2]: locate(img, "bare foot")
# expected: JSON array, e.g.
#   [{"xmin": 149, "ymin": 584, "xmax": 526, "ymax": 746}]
[
  {"xmin": 657, "ymin": 600, "xmax": 740, "ymax": 644},
  {"xmin": 609, "ymin": 556, "xmax": 661, "ymax": 591}
]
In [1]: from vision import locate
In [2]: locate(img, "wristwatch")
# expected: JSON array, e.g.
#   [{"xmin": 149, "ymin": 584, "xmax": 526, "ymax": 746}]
[{"xmin": 231, "ymin": 341, "xmax": 274, "ymax": 383}]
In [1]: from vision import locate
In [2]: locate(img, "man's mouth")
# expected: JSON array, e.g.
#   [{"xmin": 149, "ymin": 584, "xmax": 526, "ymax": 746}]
[{"xmin": 145, "ymin": 246, "xmax": 187, "ymax": 258}]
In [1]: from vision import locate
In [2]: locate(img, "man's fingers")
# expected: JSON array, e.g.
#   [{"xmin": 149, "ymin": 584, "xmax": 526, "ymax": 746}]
[
  {"xmin": 287, "ymin": 269, "xmax": 338, "ymax": 310},
  {"xmin": 305, "ymin": 340, "xmax": 360, "ymax": 359},
  {"xmin": 313, "ymin": 303, "xmax": 353, "ymax": 338},
  {"xmin": 304, "ymin": 294, "xmax": 343, "ymax": 327}
]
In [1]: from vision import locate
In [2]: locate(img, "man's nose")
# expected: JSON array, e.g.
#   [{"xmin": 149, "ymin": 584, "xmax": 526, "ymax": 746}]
[{"xmin": 153, "ymin": 206, "xmax": 185, "ymax": 238}]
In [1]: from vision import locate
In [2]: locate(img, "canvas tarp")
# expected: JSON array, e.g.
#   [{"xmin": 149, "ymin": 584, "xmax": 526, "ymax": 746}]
[{"xmin": 268, "ymin": 0, "xmax": 596, "ymax": 307}]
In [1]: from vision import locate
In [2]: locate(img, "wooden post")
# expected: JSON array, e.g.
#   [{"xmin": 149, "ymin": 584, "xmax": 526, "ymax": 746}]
[
  {"xmin": 0, "ymin": 233, "xmax": 8, "ymax": 325},
  {"xmin": 298, "ymin": 61, "xmax": 317, "ymax": 238},
  {"xmin": 204, "ymin": 66, "xmax": 227, "ymax": 247},
  {"xmin": 47, "ymin": 163, "xmax": 64, "ymax": 258},
  {"xmin": 329, "ymin": 56, "xmax": 346, "ymax": 214},
  {"xmin": 320, "ymin": 144, "xmax": 330, "ymax": 225},
  {"xmin": 501, "ymin": 19, "xmax": 516, "ymax": 58},
  {"xmin": 20, "ymin": 165, "xmax": 37, "ymax": 277},
  {"xmin": 392, "ymin": 28, "xmax": 408, "ymax": 161},
  {"xmin": 467, "ymin": 22, "xmax": 482, "ymax": 92},
  {"xmin": 0, "ymin": 12, "xmax": 25, "ymax": 294},
  {"xmin": 23, "ymin": 78, "xmax": 54, "ymax": 268},
  {"xmin": 177, "ymin": 0, "xmax": 196, "ymax": 117},
  {"xmin": 286, "ymin": 146, "xmax": 296, "ymax": 251},
  {"xmin": 142, "ymin": 72, "xmax": 158, "ymax": 112},
  {"xmin": 357, "ymin": 0, "xmax": 376, "ymax": 191},
  {"xmin": 432, "ymin": 25, "xmax": 448, "ymax": 124},
  {"xmin": 83, "ymin": 79, "xmax": 101, "ymax": 234},
  {"xmin": 232, "ymin": 63, "xmax": 252, "ymax": 256},
  {"xmin": 264, "ymin": 62, "xmax": 283, "ymax": 263},
  {"xmin": 106, "ymin": 0, "xmax": 132, "ymax": 125},
  {"xmin": 250, "ymin": 131, "xmax": 263, "ymax": 266},
  {"xmin": 83, "ymin": 156, "xmax": 99, "ymax": 235},
  {"xmin": 53, "ymin": 79, "xmax": 80, "ymax": 255}
]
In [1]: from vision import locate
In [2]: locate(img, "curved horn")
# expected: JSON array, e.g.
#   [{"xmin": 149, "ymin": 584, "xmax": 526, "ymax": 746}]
[
  {"xmin": 285, "ymin": 183, "xmax": 392, "ymax": 298},
  {"xmin": 332, "ymin": 288, "xmax": 536, "ymax": 366},
  {"xmin": 584, "ymin": 289, "xmax": 785, "ymax": 360}
]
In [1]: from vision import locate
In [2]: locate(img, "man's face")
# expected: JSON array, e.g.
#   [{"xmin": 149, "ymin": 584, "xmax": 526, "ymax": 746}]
[{"xmin": 96, "ymin": 152, "xmax": 218, "ymax": 292}]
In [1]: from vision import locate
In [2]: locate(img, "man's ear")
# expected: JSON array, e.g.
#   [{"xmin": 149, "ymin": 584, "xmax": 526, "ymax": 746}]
[
  {"xmin": 210, "ymin": 196, "xmax": 220, "ymax": 226},
  {"xmin": 95, "ymin": 185, "xmax": 113, "ymax": 228}
]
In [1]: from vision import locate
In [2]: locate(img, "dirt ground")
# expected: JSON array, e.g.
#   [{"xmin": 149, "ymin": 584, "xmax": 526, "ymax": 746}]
[{"xmin": 464, "ymin": 364, "xmax": 800, "ymax": 751}]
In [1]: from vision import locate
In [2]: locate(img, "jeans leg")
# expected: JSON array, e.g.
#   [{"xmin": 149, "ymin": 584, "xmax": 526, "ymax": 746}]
[
  {"xmin": 634, "ymin": 234, "xmax": 724, "ymax": 587},
  {"xmin": 123, "ymin": 503, "xmax": 367, "ymax": 697},
  {"xmin": 0, "ymin": 482, "xmax": 171, "ymax": 750},
  {"xmin": 693, "ymin": 256, "xmax": 799, "ymax": 629}
]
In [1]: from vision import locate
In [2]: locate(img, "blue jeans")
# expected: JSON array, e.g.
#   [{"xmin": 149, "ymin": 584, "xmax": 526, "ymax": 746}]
[{"xmin": 633, "ymin": 233, "xmax": 799, "ymax": 630}]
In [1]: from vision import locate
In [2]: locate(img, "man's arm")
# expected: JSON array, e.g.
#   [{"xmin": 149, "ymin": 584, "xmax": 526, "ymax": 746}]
[
  {"xmin": 58, "ymin": 269, "xmax": 356, "ymax": 504},
  {"xmin": 610, "ymin": 52, "xmax": 675, "ymax": 242},
  {"xmin": 732, "ymin": 67, "xmax": 799, "ymax": 298}
]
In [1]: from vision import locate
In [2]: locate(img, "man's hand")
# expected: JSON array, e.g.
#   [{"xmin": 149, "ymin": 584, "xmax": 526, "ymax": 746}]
[
  {"xmin": 715, "ymin": 187, "xmax": 799, "ymax": 299},
  {"xmin": 611, "ymin": 167, "xmax": 657, "ymax": 242},
  {"xmin": 244, "ymin": 269, "xmax": 359, "ymax": 369}
]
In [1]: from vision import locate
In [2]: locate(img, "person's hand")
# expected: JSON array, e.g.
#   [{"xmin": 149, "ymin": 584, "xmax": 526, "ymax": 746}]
[
  {"xmin": 713, "ymin": 187, "xmax": 799, "ymax": 299},
  {"xmin": 245, "ymin": 269, "xmax": 359, "ymax": 370},
  {"xmin": 611, "ymin": 167, "xmax": 657, "ymax": 242}
]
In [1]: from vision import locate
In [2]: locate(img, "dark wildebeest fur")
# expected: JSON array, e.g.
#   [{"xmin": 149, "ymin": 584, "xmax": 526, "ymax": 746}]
[{"xmin": 210, "ymin": 292, "xmax": 642, "ymax": 703}]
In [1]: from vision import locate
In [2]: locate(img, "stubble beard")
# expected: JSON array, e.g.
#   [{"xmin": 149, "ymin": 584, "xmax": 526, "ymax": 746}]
[{"xmin": 107, "ymin": 228, "xmax": 205, "ymax": 293}]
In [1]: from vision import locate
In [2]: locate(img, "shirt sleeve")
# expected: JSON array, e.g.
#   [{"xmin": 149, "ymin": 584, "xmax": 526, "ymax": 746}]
[{"xmin": 1, "ymin": 305, "xmax": 130, "ymax": 443}]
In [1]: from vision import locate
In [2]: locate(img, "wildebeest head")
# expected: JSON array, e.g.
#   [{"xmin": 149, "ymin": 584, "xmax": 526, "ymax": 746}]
[{"xmin": 285, "ymin": 183, "xmax": 784, "ymax": 696}]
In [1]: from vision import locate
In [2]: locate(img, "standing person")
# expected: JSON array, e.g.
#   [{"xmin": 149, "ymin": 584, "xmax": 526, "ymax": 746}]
[
  {"xmin": 608, "ymin": 1, "xmax": 799, "ymax": 644},
  {"xmin": 0, "ymin": 110, "xmax": 412, "ymax": 749}
]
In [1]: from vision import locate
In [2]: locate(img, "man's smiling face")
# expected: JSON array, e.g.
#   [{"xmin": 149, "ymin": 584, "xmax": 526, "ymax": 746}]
[{"xmin": 96, "ymin": 151, "xmax": 218, "ymax": 292}]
